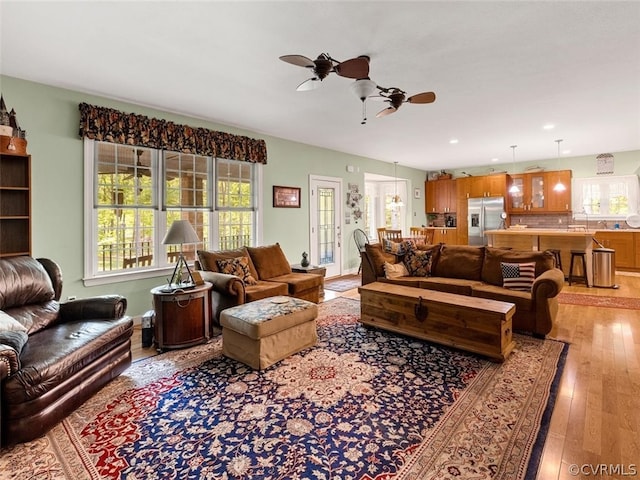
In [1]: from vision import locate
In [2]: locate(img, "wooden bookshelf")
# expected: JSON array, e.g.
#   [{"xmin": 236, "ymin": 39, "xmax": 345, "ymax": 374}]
[{"xmin": 0, "ymin": 152, "xmax": 31, "ymax": 257}]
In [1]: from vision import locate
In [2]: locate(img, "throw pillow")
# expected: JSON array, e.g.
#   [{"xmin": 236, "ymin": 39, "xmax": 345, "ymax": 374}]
[
  {"xmin": 0, "ymin": 330, "xmax": 29, "ymax": 356},
  {"xmin": 403, "ymin": 249, "xmax": 433, "ymax": 277},
  {"xmin": 383, "ymin": 261, "xmax": 409, "ymax": 279},
  {"xmin": 383, "ymin": 239, "xmax": 415, "ymax": 256},
  {"xmin": 216, "ymin": 257, "xmax": 258, "ymax": 285},
  {"xmin": 0, "ymin": 310, "xmax": 28, "ymax": 333},
  {"xmin": 501, "ymin": 262, "xmax": 536, "ymax": 291}
]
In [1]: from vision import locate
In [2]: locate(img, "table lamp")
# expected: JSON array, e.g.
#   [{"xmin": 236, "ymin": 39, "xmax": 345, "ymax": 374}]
[{"xmin": 162, "ymin": 220, "xmax": 200, "ymax": 289}]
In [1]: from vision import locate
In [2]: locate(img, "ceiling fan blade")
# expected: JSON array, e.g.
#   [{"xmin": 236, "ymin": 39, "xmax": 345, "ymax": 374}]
[
  {"xmin": 376, "ymin": 106, "xmax": 397, "ymax": 118},
  {"xmin": 296, "ymin": 77, "xmax": 321, "ymax": 91},
  {"xmin": 279, "ymin": 54, "xmax": 315, "ymax": 68},
  {"xmin": 334, "ymin": 56, "xmax": 369, "ymax": 79},
  {"xmin": 407, "ymin": 91, "xmax": 436, "ymax": 104}
]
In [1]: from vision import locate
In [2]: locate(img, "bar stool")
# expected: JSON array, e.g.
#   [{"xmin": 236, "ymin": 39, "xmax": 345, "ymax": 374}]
[
  {"xmin": 548, "ymin": 248, "xmax": 563, "ymax": 275},
  {"xmin": 568, "ymin": 250, "xmax": 588, "ymax": 286}
]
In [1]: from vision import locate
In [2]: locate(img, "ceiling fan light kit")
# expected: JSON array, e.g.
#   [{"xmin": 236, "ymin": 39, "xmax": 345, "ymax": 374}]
[{"xmin": 280, "ymin": 52, "xmax": 436, "ymax": 123}]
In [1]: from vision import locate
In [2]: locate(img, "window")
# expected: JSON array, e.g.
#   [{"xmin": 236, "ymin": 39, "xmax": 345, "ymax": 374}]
[
  {"xmin": 572, "ymin": 175, "xmax": 639, "ymax": 218},
  {"xmin": 85, "ymin": 140, "xmax": 259, "ymax": 285},
  {"xmin": 216, "ymin": 158, "xmax": 256, "ymax": 250},
  {"xmin": 363, "ymin": 176, "xmax": 407, "ymax": 238}
]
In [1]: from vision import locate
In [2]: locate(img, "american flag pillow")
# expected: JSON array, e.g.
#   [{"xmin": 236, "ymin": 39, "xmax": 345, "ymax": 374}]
[{"xmin": 501, "ymin": 262, "xmax": 536, "ymax": 291}]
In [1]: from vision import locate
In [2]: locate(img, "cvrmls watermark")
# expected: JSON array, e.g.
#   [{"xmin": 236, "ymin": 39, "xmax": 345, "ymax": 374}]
[{"xmin": 569, "ymin": 464, "xmax": 637, "ymax": 476}]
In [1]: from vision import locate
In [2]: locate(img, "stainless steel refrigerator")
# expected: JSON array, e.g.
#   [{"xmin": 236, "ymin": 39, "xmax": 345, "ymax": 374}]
[{"xmin": 468, "ymin": 196, "xmax": 505, "ymax": 246}]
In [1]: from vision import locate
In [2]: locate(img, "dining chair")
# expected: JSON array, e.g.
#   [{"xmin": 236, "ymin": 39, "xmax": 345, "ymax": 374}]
[
  {"xmin": 409, "ymin": 226, "xmax": 427, "ymax": 245},
  {"xmin": 384, "ymin": 229, "xmax": 403, "ymax": 242},
  {"xmin": 424, "ymin": 228, "xmax": 435, "ymax": 244},
  {"xmin": 376, "ymin": 227, "xmax": 387, "ymax": 244},
  {"xmin": 353, "ymin": 228, "xmax": 369, "ymax": 274}
]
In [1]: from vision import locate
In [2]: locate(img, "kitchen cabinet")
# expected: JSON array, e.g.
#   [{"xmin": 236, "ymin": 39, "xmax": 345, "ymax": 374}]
[
  {"xmin": 457, "ymin": 174, "xmax": 507, "ymax": 199},
  {"xmin": 425, "ymin": 178, "xmax": 456, "ymax": 213},
  {"xmin": 545, "ymin": 170, "xmax": 572, "ymax": 212},
  {"xmin": 507, "ymin": 170, "xmax": 572, "ymax": 214},
  {"xmin": 507, "ymin": 172, "xmax": 546, "ymax": 212},
  {"xmin": 0, "ymin": 152, "xmax": 31, "ymax": 257},
  {"xmin": 432, "ymin": 228, "xmax": 458, "ymax": 245},
  {"xmin": 593, "ymin": 231, "xmax": 636, "ymax": 269}
]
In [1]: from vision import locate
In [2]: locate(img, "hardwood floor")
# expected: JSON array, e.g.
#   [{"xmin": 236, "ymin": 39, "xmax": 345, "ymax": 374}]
[{"xmin": 130, "ymin": 273, "xmax": 640, "ymax": 479}]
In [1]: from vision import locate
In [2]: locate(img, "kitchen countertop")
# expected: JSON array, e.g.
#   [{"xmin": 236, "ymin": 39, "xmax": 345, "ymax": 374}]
[{"xmin": 485, "ymin": 228, "xmax": 634, "ymax": 235}]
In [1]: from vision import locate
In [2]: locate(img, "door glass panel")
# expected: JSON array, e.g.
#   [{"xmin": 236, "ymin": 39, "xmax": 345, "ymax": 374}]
[
  {"xmin": 531, "ymin": 175, "xmax": 545, "ymax": 208},
  {"xmin": 318, "ymin": 187, "xmax": 335, "ymax": 265},
  {"xmin": 510, "ymin": 178, "xmax": 524, "ymax": 209}
]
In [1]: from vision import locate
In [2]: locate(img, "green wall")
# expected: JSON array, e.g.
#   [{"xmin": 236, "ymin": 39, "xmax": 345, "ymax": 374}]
[
  {"xmin": 1, "ymin": 75, "xmax": 428, "ymax": 316},
  {"xmin": 3, "ymin": 75, "xmax": 637, "ymax": 316}
]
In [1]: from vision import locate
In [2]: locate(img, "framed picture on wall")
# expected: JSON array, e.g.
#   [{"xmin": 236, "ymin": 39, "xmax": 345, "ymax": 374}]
[
  {"xmin": 414, "ymin": 187, "xmax": 421, "ymax": 199},
  {"xmin": 273, "ymin": 185, "xmax": 301, "ymax": 208}
]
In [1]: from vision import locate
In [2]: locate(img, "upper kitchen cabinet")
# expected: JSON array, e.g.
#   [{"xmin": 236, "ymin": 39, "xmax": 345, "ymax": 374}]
[
  {"xmin": 507, "ymin": 172, "xmax": 546, "ymax": 213},
  {"xmin": 458, "ymin": 174, "xmax": 507, "ymax": 199},
  {"xmin": 425, "ymin": 178, "xmax": 457, "ymax": 213},
  {"xmin": 545, "ymin": 170, "xmax": 572, "ymax": 212},
  {"xmin": 507, "ymin": 170, "xmax": 572, "ymax": 214}
]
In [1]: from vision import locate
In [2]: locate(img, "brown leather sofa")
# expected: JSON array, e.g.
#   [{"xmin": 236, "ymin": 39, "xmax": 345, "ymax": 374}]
[
  {"xmin": 196, "ymin": 243, "xmax": 322, "ymax": 325},
  {"xmin": 361, "ymin": 243, "xmax": 564, "ymax": 337},
  {"xmin": 0, "ymin": 256, "xmax": 132, "ymax": 446}
]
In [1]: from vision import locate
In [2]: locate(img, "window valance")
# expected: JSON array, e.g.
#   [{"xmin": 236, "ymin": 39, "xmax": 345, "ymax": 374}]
[{"xmin": 78, "ymin": 103, "xmax": 267, "ymax": 164}]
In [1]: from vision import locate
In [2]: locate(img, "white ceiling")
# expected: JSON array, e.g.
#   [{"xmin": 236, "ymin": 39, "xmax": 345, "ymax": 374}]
[{"xmin": 2, "ymin": 1, "xmax": 639, "ymax": 172}]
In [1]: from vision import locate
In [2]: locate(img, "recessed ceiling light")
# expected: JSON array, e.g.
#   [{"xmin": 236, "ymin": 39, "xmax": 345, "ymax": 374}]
[
  {"xmin": 562, "ymin": 149, "xmax": 571, "ymax": 154},
  {"xmin": 449, "ymin": 139, "xmax": 459, "ymax": 144},
  {"xmin": 543, "ymin": 124, "xmax": 555, "ymax": 130},
  {"xmin": 491, "ymin": 158, "xmax": 499, "ymax": 162}
]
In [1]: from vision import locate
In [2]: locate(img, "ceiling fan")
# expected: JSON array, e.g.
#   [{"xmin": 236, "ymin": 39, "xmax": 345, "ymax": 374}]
[
  {"xmin": 279, "ymin": 53, "xmax": 370, "ymax": 91},
  {"xmin": 350, "ymin": 79, "xmax": 436, "ymax": 124},
  {"xmin": 372, "ymin": 86, "xmax": 436, "ymax": 118}
]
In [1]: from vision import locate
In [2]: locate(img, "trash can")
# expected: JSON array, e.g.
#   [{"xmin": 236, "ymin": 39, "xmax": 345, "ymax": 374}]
[
  {"xmin": 141, "ymin": 310, "xmax": 155, "ymax": 347},
  {"xmin": 592, "ymin": 248, "xmax": 618, "ymax": 288}
]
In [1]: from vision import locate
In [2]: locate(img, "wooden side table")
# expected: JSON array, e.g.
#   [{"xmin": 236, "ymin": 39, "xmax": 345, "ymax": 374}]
[
  {"xmin": 150, "ymin": 282, "xmax": 212, "ymax": 352},
  {"xmin": 290, "ymin": 264, "xmax": 327, "ymax": 298}
]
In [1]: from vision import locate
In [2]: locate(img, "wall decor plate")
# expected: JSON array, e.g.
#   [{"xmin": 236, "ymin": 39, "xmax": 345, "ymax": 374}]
[{"xmin": 625, "ymin": 213, "xmax": 640, "ymax": 229}]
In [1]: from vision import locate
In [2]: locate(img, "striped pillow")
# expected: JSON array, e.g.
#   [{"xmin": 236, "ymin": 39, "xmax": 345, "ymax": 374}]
[{"xmin": 501, "ymin": 262, "xmax": 536, "ymax": 291}]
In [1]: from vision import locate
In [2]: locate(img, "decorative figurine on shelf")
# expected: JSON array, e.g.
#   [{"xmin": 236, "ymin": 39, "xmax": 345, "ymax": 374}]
[{"xmin": 300, "ymin": 252, "xmax": 310, "ymax": 267}]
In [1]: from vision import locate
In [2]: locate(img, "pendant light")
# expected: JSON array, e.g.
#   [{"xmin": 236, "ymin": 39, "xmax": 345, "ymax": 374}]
[
  {"xmin": 508, "ymin": 145, "xmax": 520, "ymax": 193},
  {"xmin": 553, "ymin": 139, "xmax": 566, "ymax": 192},
  {"xmin": 390, "ymin": 161, "xmax": 404, "ymax": 207}
]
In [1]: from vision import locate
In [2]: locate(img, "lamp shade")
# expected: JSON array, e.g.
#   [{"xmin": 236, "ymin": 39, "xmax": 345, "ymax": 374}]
[
  {"xmin": 162, "ymin": 220, "xmax": 200, "ymax": 245},
  {"xmin": 350, "ymin": 78, "xmax": 377, "ymax": 101}
]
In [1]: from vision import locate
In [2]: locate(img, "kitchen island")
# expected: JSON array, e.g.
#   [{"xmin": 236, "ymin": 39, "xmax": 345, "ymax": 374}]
[{"xmin": 485, "ymin": 229, "xmax": 596, "ymax": 286}]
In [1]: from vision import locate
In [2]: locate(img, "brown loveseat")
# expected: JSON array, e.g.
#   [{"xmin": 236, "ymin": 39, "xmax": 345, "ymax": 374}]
[
  {"xmin": 361, "ymin": 243, "xmax": 564, "ymax": 337},
  {"xmin": 0, "ymin": 257, "xmax": 132, "ymax": 446},
  {"xmin": 196, "ymin": 243, "xmax": 323, "ymax": 325}
]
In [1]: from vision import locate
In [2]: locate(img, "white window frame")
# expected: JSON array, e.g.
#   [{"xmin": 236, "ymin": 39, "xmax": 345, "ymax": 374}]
[
  {"xmin": 214, "ymin": 157, "xmax": 259, "ymax": 250},
  {"xmin": 572, "ymin": 175, "xmax": 639, "ymax": 220},
  {"xmin": 83, "ymin": 139, "xmax": 262, "ymax": 286},
  {"xmin": 363, "ymin": 175, "xmax": 407, "ymax": 237}
]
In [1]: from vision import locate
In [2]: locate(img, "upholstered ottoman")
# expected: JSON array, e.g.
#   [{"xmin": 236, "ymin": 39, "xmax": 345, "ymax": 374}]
[{"xmin": 220, "ymin": 296, "xmax": 318, "ymax": 369}]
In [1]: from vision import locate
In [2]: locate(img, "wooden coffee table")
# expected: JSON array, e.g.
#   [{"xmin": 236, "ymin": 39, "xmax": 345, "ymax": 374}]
[{"xmin": 358, "ymin": 282, "xmax": 516, "ymax": 362}]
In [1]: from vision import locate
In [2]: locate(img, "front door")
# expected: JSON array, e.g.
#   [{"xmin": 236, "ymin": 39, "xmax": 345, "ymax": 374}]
[{"xmin": 309, "ymin": 176, "xmax": 342, "ymax": 278}]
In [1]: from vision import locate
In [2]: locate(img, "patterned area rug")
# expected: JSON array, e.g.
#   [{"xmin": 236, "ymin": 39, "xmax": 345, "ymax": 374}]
[
  {"xmin": 324, "ymin": 274, "xmax": 361, "ymax": 292},
  {"xmin": 0, "ymin": 298, "xmax": 567, "ymax": 480},
  {"xmin": 558, "ymin": 292, "xmax": 640, "ymax": 310}
]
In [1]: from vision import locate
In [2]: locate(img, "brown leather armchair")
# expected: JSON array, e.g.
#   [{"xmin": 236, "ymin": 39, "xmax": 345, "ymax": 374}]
[{"xmin": 0, "ymin": 256, "xmax": 132, "ymax": 446}]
